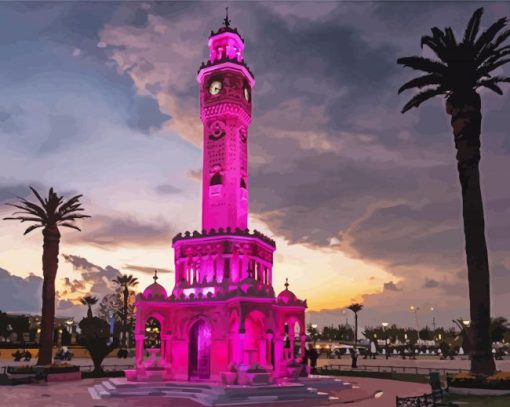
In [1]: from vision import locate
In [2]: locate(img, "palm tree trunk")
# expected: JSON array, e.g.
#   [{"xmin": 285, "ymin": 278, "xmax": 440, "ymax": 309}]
[
  {"xmin": 87, "ymin": 305, "xmax": 93, "ymax": 319},
  {"xmin": 354, "ymin": 313, "xmax": 358, "ymax": 349},
  {"xmin": 122, "ymin": 285, "xmax": 128, "ymax": 348},
  {"xmin": 37, "ymin": 226, "xmax": 60, "ymax": 365},
  {"xmin": 447, "ymin": 92, "xmax": 496, "ymax": 376}
]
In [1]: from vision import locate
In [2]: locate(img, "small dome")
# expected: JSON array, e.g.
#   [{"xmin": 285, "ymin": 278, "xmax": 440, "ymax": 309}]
[
  {"xmin": 143, "ymin": 270, "xmax": 167, "ymax": 300},
  {"xmin": 143, "ymin": 282, "xmax": 167, "ymax": 299},
  {"xmin": 277, "ymin": 279, "xmax": 297, "ymax": 304}
]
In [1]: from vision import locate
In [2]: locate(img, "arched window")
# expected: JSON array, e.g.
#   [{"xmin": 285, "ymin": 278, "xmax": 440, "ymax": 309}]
[
  {"xmin": 240, "ymin": 178, "xmax": 247, "ymax": 188},
  {"xmin": 210, "ymin": 173, "xmax": 222, "ymax": 186}
]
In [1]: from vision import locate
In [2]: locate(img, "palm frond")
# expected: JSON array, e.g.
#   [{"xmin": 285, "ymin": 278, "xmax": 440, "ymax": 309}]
[
  {"xmin": 431, "ymin": 27, "xmax": 447, "ymax": 47},
  {"xmin": 57, "ymin": 195, "xmax": 83, "ymax": 215},
  {"xmin": 29, "ymin": 186, "xmax": 47, "ymax": 211},
  {"xmin": 477, "ymin": 76, "xmax": 510, "ymax": 94},
  {"xmin": 7, "ymin": 201, "xmax": 46, "ymax": 220},
  {"xmin": 421, "ymin": 35, "xmax": 449, "ymax": 62},
  {"xmin": 481, "ymin": 49, "xmax": 510, "ymax": 69},
  {"xmin": 397, "ymin": 56, "xmax": 447, "ymax": 74},
  {"xmin": 474, "ymin": 16, "xmax": 508, "ymax": 54},
  {"xmin": 59, "ymin": 223, "xmax": 81, "ymax": 231},
  {"xmin": 478, "ymin": 57, "xmax": 510, "ymax": 77},
  {"xmin": 492, "ymin": 28, "xmax": 510, "ymax": 50},
  {"xmin": 398, "ymin": 73, "xmax": 444, "ymax": 94},
  {"xmin": 18, "ymin": 199, "xmax": 48, "ymax": 220},
  {"xmin": 58, "ymin": 214, "xmax": 91, "ymax": 222},
  {"xmin": 444, "ymin": 27, "xmax": 458, "ymax": 49},
  {"xmin": 463, "ymin": 8, "xmax": 484, "ymax": 44},
  {"xmin": 481, "ymin": 82, "xmax": 504, "ymax": 94},
  {"xmin": 24, "ymin": 224, "xmax": 43, "ymax": 235},
  {"xmin": 401, "ymin": 87, "xmax": 446, "ymax": 113},
  {"xmin": 19, "ymin": 217, "xmax": 44, "ymax": 223}
]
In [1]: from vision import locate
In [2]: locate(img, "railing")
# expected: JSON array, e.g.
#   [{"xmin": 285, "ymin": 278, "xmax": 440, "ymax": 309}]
[
  {"xmin": 78, "ymin": 364, "xmax": 134, "ymax": 372},
  {"xmin": 320, "ymin": 364, "xmax": 466, "ymax": 376}
]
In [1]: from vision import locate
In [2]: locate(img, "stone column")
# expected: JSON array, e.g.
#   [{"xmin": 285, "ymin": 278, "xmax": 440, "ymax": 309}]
[
  {"xmin": 238, "ymin": 332, "xmax": 246, "ymax": 366},
  {"xmin": 273, "ymin": 337, "xmax": 283, "ymax": 376},
  {"xmin": 259, "ymin": 335, "xmax": 267, "ymax": 366},
  {"xmin": 161, "ymin": 332, "xmax": 172, "ymax": 365},
  {"xmin": 289, "ymin": 334, "xmax": 295, "ymax": 359},
  {"xmin": 266, "ymin": 333, "xmax": 273, "ymax": 368},
  {"xmin": 300, "ymin": 334, "xmax": 306, "ymax": 359},
  {"xmin": 135, "ymin": 334, "xmax": 145, "ymax": 367}
]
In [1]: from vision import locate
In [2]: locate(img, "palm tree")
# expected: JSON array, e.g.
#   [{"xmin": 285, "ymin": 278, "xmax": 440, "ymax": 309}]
[
  {"xmin": 112, "ymin": 274, "xmax": 139, "ymax": 349},
  {"xmin": 3, "ymin": 187, "xmax": 89, "ymax": 365},
  {"xmin": 397, "ymin": 8, "xmax": 510, "ymax": 376},
  {"xmin": 346, "ymin": 303, "xmax": 364, "ymax": 349},
  {"xmin": 80, "ymin": 295, "xmax": 99, "ymax": 318}
]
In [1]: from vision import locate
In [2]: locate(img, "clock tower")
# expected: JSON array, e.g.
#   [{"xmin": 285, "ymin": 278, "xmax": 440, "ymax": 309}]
[
  {"xmin": 132, "ymin": 13, "xmax": 308, "ymax": 384},
  {"xmin": 197, "ymin": 12, "xmax": 255, "ymax": 231}
]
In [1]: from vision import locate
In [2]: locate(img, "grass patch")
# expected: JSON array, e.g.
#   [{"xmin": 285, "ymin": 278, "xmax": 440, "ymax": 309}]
[
  {"xmin": 317, "ymin": 368, "xmax": 429, "ymax": 383},
  {"xmin": 443, "ymin": 393, "xmax": 510, "ymax": 406}
]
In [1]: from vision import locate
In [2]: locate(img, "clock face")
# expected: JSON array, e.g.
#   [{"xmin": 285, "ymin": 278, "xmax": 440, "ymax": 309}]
[
  {"xmin": 209, "ymin": 80, "xmax": 222, "ymax": 95},
  {"xmin": 244, "ymin": 87, "xmax": 250, "ymax": 102}
]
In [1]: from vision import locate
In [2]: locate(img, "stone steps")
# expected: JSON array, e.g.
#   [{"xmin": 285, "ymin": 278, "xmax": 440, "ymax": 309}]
[{"xmin": 87, "ymin": 377, "xmax": 346, "ymax": 406}]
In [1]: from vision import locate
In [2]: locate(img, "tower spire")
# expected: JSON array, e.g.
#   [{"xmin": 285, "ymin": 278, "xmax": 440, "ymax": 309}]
[
  {"xmin": 153, "ymin": 269, "xmax": 159, "ymax": 283},
  {"xmin": 223, "ymin": 6, "xmax": 231, "ymax": 27},
  {"xmin": 284, "ymin": 278, "xmax": 289, "ymax": 290}
]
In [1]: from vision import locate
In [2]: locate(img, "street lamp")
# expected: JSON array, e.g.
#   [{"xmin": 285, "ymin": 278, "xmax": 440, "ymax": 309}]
[
  {"xmin": 381, "ymin": 322, "xmax": 389, "ymax": 345},
  {"xmin": 410, "ymin": 305, "xmax": 420, "ymax": 338}
]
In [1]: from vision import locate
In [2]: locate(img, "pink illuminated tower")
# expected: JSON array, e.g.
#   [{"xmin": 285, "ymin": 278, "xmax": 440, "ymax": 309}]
[{"xmin": 133, "ymin": 14, "xmax": 307, "ymax": 383}]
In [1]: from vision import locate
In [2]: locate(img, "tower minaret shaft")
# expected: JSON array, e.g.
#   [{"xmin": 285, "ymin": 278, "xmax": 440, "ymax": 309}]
[{"xmin": 197, "ymin": 21, "xmax": 255, "ymax": 231}]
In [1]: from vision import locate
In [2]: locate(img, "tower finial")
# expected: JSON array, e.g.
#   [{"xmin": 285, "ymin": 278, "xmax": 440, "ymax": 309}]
[
  {"xmin": 284, "ymin": 278, "xmax": 289, "ymax": 290},
  {"xmin": 153, "ymin": 269, "xmax": 158, "ymax": 283},
  {"xmin": 223, "ymin": 6, "xmax": 231, "ymax": 27}
]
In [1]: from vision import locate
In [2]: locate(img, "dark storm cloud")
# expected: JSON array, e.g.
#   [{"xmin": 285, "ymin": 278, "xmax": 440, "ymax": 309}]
[
  {"xmin": 343, "ymin": 200, "xmax": 465, "ymax": 269},
  {"xmin": 155, "ymin": 183, "xmax": 182, "ymax": 195},
  {"xmin": 0, "ymin": 183, "xmax": 32, "ymax": 204},
  {"xmin": 423, "ymin": 279, "xmax": 440, "ymax": 289},
  {"xmin": 127, "ymin": 96, "xmax": 171, "ymax": 133},
  {"xmin": 0, "ymin": 267, "xmax": 42, "ymax": 313},
  {"xmin": 63, "ymin": 254, "xmax": 120, "ymax": 298},
  {"xmin": 383, "ymin": 281, "xmax": 401, "ymax": 292},
  {"xmin": 75, "ymin": 215, "xmax": 173, "ymax": 247}
]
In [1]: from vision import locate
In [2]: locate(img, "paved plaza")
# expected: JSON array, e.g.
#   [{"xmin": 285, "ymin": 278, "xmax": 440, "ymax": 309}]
[{"xmin": 0, "ymin": 376, "xmax": 431, "ymax": 407}]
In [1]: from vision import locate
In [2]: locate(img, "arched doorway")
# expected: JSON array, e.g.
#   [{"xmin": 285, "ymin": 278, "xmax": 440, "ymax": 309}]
[{"xmin": 188, "ymin": 320, "xmax": 211, "ymax": 380}]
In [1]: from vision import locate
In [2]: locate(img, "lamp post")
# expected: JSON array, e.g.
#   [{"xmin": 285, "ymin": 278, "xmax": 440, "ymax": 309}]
[
  {"xmin": 410, "ymin": 305, "xmax": 420, "ymax": 338},
  {"xmin": 429, "ymin": 307, "xmax": 436, "ymax": 332},
  {"xmin": 381, "ymin": 322, "xmax": 389, "ymax": 359}
]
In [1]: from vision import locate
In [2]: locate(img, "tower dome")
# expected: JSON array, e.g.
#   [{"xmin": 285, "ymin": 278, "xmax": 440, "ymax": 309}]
[
  {"xmin": 277, "ymin": 278, "xmax": 297, "ymax": 304},
  {"xmin": 143, "ymin": 270, "xmax": 167, "ymax": 300}
]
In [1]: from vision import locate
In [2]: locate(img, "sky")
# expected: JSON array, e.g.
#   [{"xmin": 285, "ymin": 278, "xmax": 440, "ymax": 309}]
[{"xmin": 0, "ymin": 1, "xmax": 509, "ymax": 332}]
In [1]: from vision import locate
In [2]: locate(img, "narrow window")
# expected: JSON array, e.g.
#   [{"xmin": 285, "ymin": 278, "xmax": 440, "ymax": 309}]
[{"xmin": 210, "ymin": 173, "xmax": 222, "ymax": 185}]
